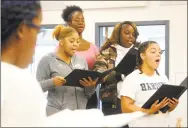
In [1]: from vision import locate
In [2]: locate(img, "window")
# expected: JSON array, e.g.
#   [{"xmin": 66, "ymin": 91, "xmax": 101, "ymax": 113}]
[
  {"xmin": 95, "ymin": 20, "xmax": 169, "ymax": 77},
  {"xmin": 26, "ymin": 25, "xmax": 58, "ymax": 75}
]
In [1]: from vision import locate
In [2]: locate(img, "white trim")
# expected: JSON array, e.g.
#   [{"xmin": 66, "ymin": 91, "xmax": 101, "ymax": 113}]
[
  {"xmin": 160, "ymin": 1, "xmax": 187, "ymax": 6},
  {"xmin": 41, "ymin": 1, "xmax": 148, "ymax": 11}
]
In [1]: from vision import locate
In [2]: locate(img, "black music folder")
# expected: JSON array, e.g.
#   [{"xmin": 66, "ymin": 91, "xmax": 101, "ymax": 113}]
[
  {"xmin": 142, "ymin": 83, "xmax": 187, "ymax": 113},
  {"xmin": 180, "ymin": 76, "xmax": 187, "ymax": 88},
  {"xmin": 64, "ymin": 47, "xmax": 138, "ymax": 88},
  {"xmin": 115, "ymin": 47, "xmax": 138, "ymax": 76},
  {"xmin": 64, "ymin": 68, "xmax": 115, "ymax": 88}
]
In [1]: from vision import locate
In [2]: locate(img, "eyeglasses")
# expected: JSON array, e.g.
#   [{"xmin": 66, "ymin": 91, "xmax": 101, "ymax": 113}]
[{"xmin": 24, "ymin": 20, "xmax": 46, "ymax": 37}]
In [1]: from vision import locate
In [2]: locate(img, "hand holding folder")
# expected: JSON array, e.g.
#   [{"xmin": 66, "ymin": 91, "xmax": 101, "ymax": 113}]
[
  {"xmin": 64, "ymin": 47, "xmax": 138, "ymax": 88},
  {"xmin": 64, "ymin": 68, "xmax": 115, "ymax": 88},
  {"xmin": 142, "ymin": 77, "xmax": 187, "ymax": 113}
]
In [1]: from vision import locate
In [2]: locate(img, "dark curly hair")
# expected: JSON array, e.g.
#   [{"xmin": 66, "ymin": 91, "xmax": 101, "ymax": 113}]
[
  {"xmin": 61, "ymin": 5, "xmax": 83, "ymax": 22},
  {"xmin": 100, "ymin": 21, "xmax": 139, "ymax": 51},
  {"xmin": 1, "ymin": 0, "xmax": 41, "ymax": 49}
]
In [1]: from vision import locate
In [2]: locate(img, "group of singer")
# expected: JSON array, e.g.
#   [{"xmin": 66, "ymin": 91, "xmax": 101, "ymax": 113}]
[
  {"xmin": 1, "ymin": 1, "xmax": 181, "ymax": 127},
  {"xmin": 36, "ymin": 5, "xmax": 179, "ymax": 127}
]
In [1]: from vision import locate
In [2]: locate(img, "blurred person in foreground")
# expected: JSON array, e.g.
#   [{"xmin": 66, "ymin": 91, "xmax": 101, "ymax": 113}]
[{"xmin": 1, "ymin": 0, "xmax": 145, "ymax": 127}]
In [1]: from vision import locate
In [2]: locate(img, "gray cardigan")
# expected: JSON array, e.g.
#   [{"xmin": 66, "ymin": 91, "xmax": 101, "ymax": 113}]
[{"xmin": 36, "ymin": 53, "xmax": 96, "ymax": 116}]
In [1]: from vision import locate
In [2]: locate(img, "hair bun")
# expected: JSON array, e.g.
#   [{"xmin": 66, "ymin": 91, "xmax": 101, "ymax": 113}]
[{"xmin": 52, "ymin": 25, "xmax": 65, "ymax": 41}]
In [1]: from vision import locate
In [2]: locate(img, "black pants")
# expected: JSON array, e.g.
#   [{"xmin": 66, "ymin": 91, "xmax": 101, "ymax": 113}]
[
  {"xmin": 102, "ymin": 98, "xmax": 121, "ymax": 115},
  {"xmin": 86, "ymin": 92, "xmax": 98, "ymax": 109},
  {"xmin": 102, "ymin": 99, "xmax": 129, "ymax": 128}
]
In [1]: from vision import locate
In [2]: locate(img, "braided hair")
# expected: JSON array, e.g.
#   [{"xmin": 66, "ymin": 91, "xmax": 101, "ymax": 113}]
[
  {"xmin": 137, "ymin": 41, "xmax": 160, "ymax": 75},
  {"xmin": 1, "ymin": 0, "xmax": 41, "ymax": 49},
  {"xmin": 61, "ymin": 5, "xmax": 83, "ymax": 22},
  {"xmin": 100, "ymin": 21, "xmax": 139, "ymax": 52}
]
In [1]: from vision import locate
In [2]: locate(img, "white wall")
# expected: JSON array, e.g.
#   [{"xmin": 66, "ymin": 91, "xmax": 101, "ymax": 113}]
[
  {"xmin": 41, "ymin": 1, "xmax": 187, "ymax": 85},
  {"xmin": 41, "ymin": 1, "xmax": 187, "ymax": 126}
]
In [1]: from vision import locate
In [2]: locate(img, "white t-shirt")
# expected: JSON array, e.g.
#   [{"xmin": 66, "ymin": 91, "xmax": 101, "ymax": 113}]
[
  {"xmin": 115, "ymin": 44, "xmax": 133, "ymax": 67},
  {"xmin": 1, "ymin": 61, "xmax": 145, "ymax": 127},
  {"xmin": 115, "ymin": 44, "xmax": 133, "ymax": 99},
  {"xmin": 120, "ymin": 69, "xmax": 170, "ymax": 127},
  {"xmin": 1, "ymin": 62, "xmax": 46, "ymax": 126}
]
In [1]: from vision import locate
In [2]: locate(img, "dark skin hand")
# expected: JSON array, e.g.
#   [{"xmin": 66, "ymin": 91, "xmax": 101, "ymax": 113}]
[
  {"xmin": 79, "ymin": 77, "xmax": 99, "ymax": 87},
  {"xmin": 121, "ymin": 96, "xmax": 169, "ymax": 115},
  {"xmin": 168, "ymin": 97, "xmax": 179, "ymax": 112}
]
